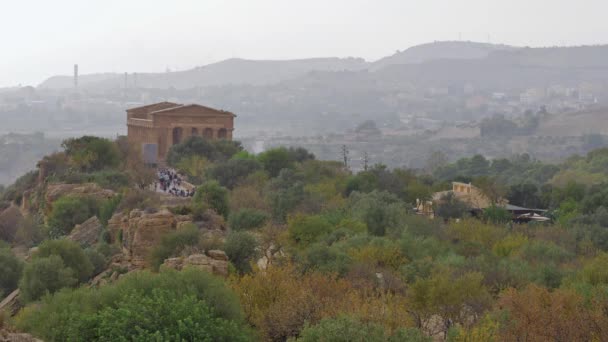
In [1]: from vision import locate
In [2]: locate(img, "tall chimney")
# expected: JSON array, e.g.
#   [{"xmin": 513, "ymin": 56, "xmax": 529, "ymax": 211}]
[{"xmin": 74, "ymin": 64, "xmax": 78, "ymax": 88}]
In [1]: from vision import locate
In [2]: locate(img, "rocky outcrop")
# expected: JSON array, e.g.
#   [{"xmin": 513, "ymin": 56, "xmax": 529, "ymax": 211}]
[
  {"xmin": 198, "ymin": 209, "xmax": 227, "ymax": 231},
  {"xmin": 104, "ymin": 207, "xmax": 228, "ymax": 271},
  {"xmin": 162, "ymin": 251, "xmax": 229, "ymax": 277},
  {"xmin": 0, "ymin": 290, "xmax": 21, "ymax": 316},
  {"xmin": 107, "ymin": 212, "xmax": 128, "ymax": 245},
  {"xmin": 45, "ymin": 183, "xmax": 115, "ymax": 211},
  {"xmin": 68, "ymin": 216, "xmax": 103, "ymax": 247},
  {"xmin": 207, "ymin": 249, "xmax": 229, "ymax": 261},
  {"xmin": 124, "ymin": 209, "xmax": 176, "ymax": 267},
  {"xmin": 0, "ymin": 330, "xmax": 41, "ymax": 342},
  {"xmin": 175, "ymin": 215, "xmax": 193, "ymax": 229}
]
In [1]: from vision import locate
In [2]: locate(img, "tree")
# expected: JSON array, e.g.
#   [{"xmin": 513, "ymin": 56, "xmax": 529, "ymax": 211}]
[
  {"xmin": 287, "ymin": 147, "xmax": 315, "ymax": 163},
  {"xmin": 580, "ymin": 252, "xmax": 608, "ymax": 285},
  {"xmin": 15, "ymin": 269, "xmax": 252, "ymax": 341},
  {"xmin": 348, "ymin": 190, "xmax": 408, "ymax": 237},
  {"xmin": 496, "ymin": 285, "xmax": 608, "ymax": 342},
  {"xmin": 176, "ymin": 155, "xmax": 209, "ymax": 185},
  {"xmin": 19, "ymin": 256, "xmax": 78, "ymax": 302},
  {"xmin": 47, "ymin": 195, "xmax": 99, "ymax": 237},
  {"xmin": 34, "ymin": 239, "xmax": 94, "ymax": 282},
  {"xmin": 166, "ymin": 136, "xmax": 243, "ymax": 166},
  {"xmin": 0, "ymin": 247, "xmax": 23, "ymax": 297},
  {"xmin": 209, "ymin": 159, "xmax": 262, "ymax": 189},
  {"xmin": 482, "ymin": 205, "xmax": 512, "ymax": 225},
  {"xmin": 267, "ymin": 170, "xmax": 306, "ymax": 222},
  {"xmin": 407, "ymin": 270, "xmax": 492, "ymax": 338},
  {"xmin": 224, "ymin": 231, "xmax": 258, "ymax": 274},
  {"xmin": 228, "ymin": 208, "xmax": 269, "ymax": 231},
  {"xmin": 508, "ymin": 183, "xmax": 541, "ymax": 208},
  {"xmin": 288, "ymin": 214, "xmax": 333, "ymax": 247},
  {"xmin": 258, "ymin": 147, "xmax": 294, "ymax": 177},
  {"xmin": 474, "ymin": 176, "xmax": 507, "ymax": 205},
  {"xmin": 62, "ymin": 136, "xmax": 120, "ymax": 172},
  {"xmin": 293, "ymin": 316, "xmax": 430, "ymax": 342},
  {"xmin": 435, "ymin": 193, "xmax": 470, "ymax": 221},
  {"xmin": 193, "ymin": 180, "xmax": 230, "ymax": 218}
]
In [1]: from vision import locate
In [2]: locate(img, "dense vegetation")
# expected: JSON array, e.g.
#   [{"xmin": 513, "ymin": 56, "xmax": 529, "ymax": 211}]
[{"xmin": 2, "ymin": 135, "xmax": 608, "ymax": 340}]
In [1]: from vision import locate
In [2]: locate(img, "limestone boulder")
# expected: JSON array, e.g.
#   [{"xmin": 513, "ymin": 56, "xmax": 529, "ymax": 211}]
[
  {"xmin": 68, "ymin": 216, "xmax": 103, "ymax": 247},
  {"xmin": 175, "ymin": 214, "xmax": 194, "ymax": 229},
  {"xmin": 125, "ymin": 209, "xmax": 176, "ymax": 267},
  {"xmin": 0, "ymin": 290, "xmax": 21, "ymax": 316},
  {"xmin": 207, "ymin": 249, "xmax": 229, "ymax": 261},
  {"xmin": 161, "ymin": 252, "xmax": 229, "ymax": 277},
  {"xmin": 198, "ymin": 209, "xmax": 227, "ymax": 231},
  {"xmin": 107, "ymin": 212, "xmax": 128, "ymax": 245},
  {"xmin": 0, "ymin": 330, "xmax": 41, "ymax": 342}
]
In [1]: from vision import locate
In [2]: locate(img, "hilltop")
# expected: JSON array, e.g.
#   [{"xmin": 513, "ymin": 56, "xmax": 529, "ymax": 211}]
[
  {"xmin": 2, "ymin": 135, "xmax": 608, "ymax": 340},
  {"xmin": 370, "ymin": 40, "xmax": 516, "ymax": 70}
]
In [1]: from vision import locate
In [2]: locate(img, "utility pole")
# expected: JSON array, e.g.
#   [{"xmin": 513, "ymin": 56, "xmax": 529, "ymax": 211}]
[
  {"xmin": 341, "ymin": 145, "xmax": 349, "ymax": 171},
  {"xmin": 363, "ymin": 152, "xmax": 369, "ymax": 171}
]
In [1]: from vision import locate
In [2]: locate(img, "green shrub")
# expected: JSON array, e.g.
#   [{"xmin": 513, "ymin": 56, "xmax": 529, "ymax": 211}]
[
  {"xmin": 193, "ymin": 181, "xmax": 230, "ymax": 218},
  {"xmin": 483, "ymin": 205, "xmax": 512, "ymax": 224},
  {"xmin": 88, "ymin": 171, "xmax": 130, "ymax": 191},
  {"xmin": 224, "ymin": 231, "xmax": 257, "ymax": 274},
  {"xmin": 15, "ymin": 269, "xmax": 252, "ymax": 341},
  {"xmin": 0, "ymin": 247, "xmax": 23, "ymax": 296},
  {"xmin": 84, "ymin": 248, "xmax": 108, "ymax": 275},
  {"xmin": 150, "ymin": 224, "xmax": 200, "ymax": 271},
  {"xmin": 61, "ymin": 136, "xmax": 120, "ymax": 172},
  {"xmin": 47, "ymin": 195, "xmax": 99, "ymax": 237},
  {"xmin": 293, "ymin": 316, "xmax": 430, "ymax": 342},
  {"xmin": 34, "ymin": 239, "xmax": 94, "ymax": 282},
  {"xmin": 258, "ymin": 147, "xmax": 294, "ymax": 177},
  {"xmin": 288, "ymin": 214, "xmax": 333, "ymax": 247},
  {"xmin": 435, "ymin": 192, "xmax": 470, "ymax": 221},
  {"xmin": 167, "ymin": 136, "xmax": 243, "ymax": 166},
  {"xmin": 209, "ymin": 159, "xmax": 262, "ymax": 189},
  {"xmin": 228, "ymin": 208, "xmax": 269, "ymax": 231},
  {"xmin": 19, "ymin": 256, "xmax": 77, "ymax": 302},
  {"xmin": 99, "ymin": 195, "xmax": 122, "ymax": 226},
  {"xmin": 348, "ymin": 190, "xmax": 408, "ymax": 237}
]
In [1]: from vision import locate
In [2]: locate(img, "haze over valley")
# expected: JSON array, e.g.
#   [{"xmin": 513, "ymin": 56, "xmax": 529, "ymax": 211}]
[{"xmin": 3, "ymin": 41, "xmax": 608, "ymax": 184}]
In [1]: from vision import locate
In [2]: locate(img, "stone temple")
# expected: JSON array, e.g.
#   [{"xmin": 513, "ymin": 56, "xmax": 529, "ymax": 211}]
[{"xmin": 126, "ymin": 102, "xmax": 235, "ymax": 164}]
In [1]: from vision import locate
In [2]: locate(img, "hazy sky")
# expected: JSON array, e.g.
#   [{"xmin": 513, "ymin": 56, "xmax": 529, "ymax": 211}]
[{"xmin": 2, "ymin": 0, "xmax": 608, "ymax": 87}]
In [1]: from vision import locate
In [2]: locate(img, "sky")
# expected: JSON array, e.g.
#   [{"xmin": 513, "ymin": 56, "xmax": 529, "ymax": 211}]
[{"xmin": 1, "ymin": 0, "xmax": 608, "ymax": 87}]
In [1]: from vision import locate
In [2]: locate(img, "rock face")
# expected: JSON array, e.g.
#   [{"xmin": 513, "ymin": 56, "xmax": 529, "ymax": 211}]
[
  {"xmin": 0, "ymin": 289, "xmax": 21, "ymax": 316},
  {"xmin": 199, "ymin": 209, "xmax": 227, "ymax": 231},
  {"xmin": 105, "ymin": 207, "xmax": 228, "ymax": 271},
  {"xmin": 45, "ymin": 183, "xmax": 115, "ymax": 211},
  {"xmin": 124, "ymin": 209, "xmax": 177, "ymax": 267},
  {"xmin": 162, "ymin": 252, "xmax": 229, "ymax": 277},
  {"xmin": 68, "ymin": 216, "xmax": 103, "ymax": 247},
  {"xmin": 0, "ymin": 330, "xmax": 42, "ymax": 342}
]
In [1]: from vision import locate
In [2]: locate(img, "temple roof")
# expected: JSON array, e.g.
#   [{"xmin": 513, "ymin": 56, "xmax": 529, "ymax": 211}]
[
  {"xmin": 149, "ymin": 103, "xmax": 236, "ymax": 117},
  {"xmin": 126, "ymin": 101, "xmax": 180, "ymax": 113}
]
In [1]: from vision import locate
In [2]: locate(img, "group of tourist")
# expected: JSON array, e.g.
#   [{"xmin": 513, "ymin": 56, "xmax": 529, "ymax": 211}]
[{"xmin": 155, "ymin": 168, "xmax": 195, "ymax": 197}]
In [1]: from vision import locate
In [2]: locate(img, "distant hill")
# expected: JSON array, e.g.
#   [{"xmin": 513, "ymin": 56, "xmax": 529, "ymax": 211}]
[
  {"xmin": 37, "ymin": 42, "xmax": 608, "ymax": 91},
  {"xmin": 370, "ymin": 41, "xmax": 517, "ymax": 71},
  {"xmin": 39, "ymin": 73, "xmax": 123, "ymax": 89},
  {"xmin": 38, "ymin": 57, "xmax": 369, "ymax": 90},
  {"xmin": 487, "ymin": 45, "xmax": 608, "ymax": 68}
]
